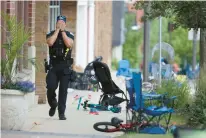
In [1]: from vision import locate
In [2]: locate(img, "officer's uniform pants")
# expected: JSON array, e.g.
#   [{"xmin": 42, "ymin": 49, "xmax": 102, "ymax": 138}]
[{"xmin": 46, "ymin": 63, "xmax": 71, "ymax": 115}]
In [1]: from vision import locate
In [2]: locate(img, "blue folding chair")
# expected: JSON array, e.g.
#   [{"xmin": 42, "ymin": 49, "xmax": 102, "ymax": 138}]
[
  {"xmin": 129, "ymin": 72, "xmax": 177, "ymax": 134},
  {"xmin": 116, "ymin": 60, "xmax": 132, "ymax": 77}
]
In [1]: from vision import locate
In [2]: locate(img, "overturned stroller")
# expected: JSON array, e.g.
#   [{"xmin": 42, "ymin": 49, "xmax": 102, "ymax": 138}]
[
  {"xmin": 78, "ymin": 61, "xmax": 128, "ymax": 112},
  {"xmin": 93, "ymin": 72, "xmax": 177, "ymax": 134}
]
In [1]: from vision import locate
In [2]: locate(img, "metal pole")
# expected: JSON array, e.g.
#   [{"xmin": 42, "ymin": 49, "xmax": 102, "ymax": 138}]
[
  {"xmin": 192, "ymin": 29, "xmax": 197, "ymax": 71},
  {"xmin": 143, "ymin": 1, "xmax": 150, "ymax": 82},
  {"xmin": 159, "ymin": 16, "xmax": 162, "ymax": 85}
]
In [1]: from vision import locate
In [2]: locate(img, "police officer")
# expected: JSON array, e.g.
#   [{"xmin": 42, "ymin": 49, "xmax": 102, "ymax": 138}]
[{"xmin": 46, "ymin": 15, "xmax": 74, "ymax": 120}]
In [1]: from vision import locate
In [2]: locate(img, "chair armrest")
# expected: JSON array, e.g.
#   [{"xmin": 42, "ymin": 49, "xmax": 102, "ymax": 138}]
[
  {"xmin": 162, "ymin": 96, "xmax": 177, "ymax": 108},
  {"xmin": 170, "ymin": 96, "xmax": 177, "ymax": 100}
]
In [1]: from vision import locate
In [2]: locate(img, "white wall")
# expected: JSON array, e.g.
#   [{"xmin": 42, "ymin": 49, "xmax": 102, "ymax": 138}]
[
  {"xmin": 76, "ymin": 1, "xmax": 88, "ymax": 69},
  {"xmin": 76, "ymin": 0, "xmax": 95, "ymax": 69},
  {"xmin": 88, "ymin": 0, "xmax": 95, "ymax": 63},
  {"xmin": 112, "ymin": 45, "xmax": 123, "ymax": 61}
]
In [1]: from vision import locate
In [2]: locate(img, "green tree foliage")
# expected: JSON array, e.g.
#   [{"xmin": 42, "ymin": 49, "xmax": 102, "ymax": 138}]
[
  {"xmin": 134, "ymin": 0, "xmax": 206, "ymax": 67},
  {"xmin": 123, "ymin": 2, "xmax": 202, "ymax": 66},
  {"xmin": 151, "ymin": 18, "xmax": 199, "ymax": 65},
  {"xmin": 135, "ymin": 1, "xmax": 206, "ymax": 29},
  {"xmin": 123, "ymin": 13, "xmax": 143, "ymax": 68},
  {"xmin": 171, "ymin": 27, "xmax": 200, "ymax": 64},
  {"xmin": 149, "ymin": 18, "xmax": 170, "ymax": 63},
  {"xmin": 123, "ymin": 13, "xmax": 198, "ymax": 65}
]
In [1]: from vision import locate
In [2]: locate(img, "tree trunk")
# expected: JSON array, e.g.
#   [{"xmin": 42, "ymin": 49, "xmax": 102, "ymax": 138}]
[{"xmin": 199, "ymin": 28, "xmax": 206, "ymax": 68}]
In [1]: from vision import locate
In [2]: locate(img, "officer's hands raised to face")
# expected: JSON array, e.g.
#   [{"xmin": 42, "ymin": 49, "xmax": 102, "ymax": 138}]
[
  {"xmin": 60, "ymin": 23, "xmax": 66, "ymax": 31},
  {"xmin": 56, "ymin": 22, "xmax": 61, "ymax": 30}
]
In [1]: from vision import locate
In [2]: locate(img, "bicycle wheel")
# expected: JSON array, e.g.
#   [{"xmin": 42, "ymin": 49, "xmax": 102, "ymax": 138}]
[{"xmin": 93, "ymin": 122, "xmax": 119, "ymax": 132}]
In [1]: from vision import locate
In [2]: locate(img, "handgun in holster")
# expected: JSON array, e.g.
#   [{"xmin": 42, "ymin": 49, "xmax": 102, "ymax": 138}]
[{"xmin": 44, "ymin": 59, "xmax": 50, "ymax": 73}]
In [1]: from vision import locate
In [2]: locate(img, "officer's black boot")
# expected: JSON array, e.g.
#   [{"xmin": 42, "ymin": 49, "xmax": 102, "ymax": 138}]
[
  {"xmin": 47, "ymin": 95, "xmax": 58, "ymax": 117},
  {"xmin": 49, "ymin": 105, "xmax": 57, "ymax": 117},
  {"xmin": 59, "ymin": 114, "xmax": 67, "ymax": 120}
]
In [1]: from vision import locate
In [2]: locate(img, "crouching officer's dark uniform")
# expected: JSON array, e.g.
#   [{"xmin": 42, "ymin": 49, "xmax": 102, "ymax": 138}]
[{"xmin": 45, "ymin": 20, "xmax": 75, "ymax": 120}]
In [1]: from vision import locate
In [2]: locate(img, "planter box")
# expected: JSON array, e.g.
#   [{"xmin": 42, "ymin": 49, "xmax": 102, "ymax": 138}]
[
  {"xmin": 1, "ymin": 89, "xmax": 30, "ymax": 130},
  {"xmin": 24, "ymin": 92, "xmax": 35, "ymax": 110}
]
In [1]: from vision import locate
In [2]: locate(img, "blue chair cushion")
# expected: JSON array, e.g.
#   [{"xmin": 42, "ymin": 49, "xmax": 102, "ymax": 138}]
[
  {"xmin": 144, "ymin": 106, "xmax": 174, "ymax": 116},
  {"xmin": 131, "ymin": 105, "xmax": 157, "ymax": 112},
  {"xmin": 142, "ymin": 93, "xmax": 164, "ymax": 100}
]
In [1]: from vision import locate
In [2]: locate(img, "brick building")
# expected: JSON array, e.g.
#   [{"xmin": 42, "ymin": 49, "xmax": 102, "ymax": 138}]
[
  {"xmin": 126, "ymin": 0, "xmax": 144, "ymax": 27},
  {"xmin": 1, "ymin": 0, "xmax": 113, "ymax": 104}
]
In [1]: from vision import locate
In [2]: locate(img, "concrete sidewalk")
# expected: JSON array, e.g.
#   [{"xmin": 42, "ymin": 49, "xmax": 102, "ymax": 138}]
[
  {"xmin": 1, "ymin": 130, "xmax": 112, "ymax": 138},
  {"xmin": 1, "ymin": 90, "xmax": 125, "ymax": 138}
]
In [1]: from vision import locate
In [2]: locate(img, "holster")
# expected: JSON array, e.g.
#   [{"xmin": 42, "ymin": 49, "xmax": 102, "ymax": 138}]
[{"xmin": 44, "ymin": 59, "xmax": 52, "ymax": 73}]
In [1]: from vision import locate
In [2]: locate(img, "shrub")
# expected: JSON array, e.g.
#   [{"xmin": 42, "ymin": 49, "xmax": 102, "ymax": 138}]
[
  {"xmin": 187, "ymin": 65, "xmax": 206, "ymax": 129},
  {"xmin": 155, "ymin": 79, "xmax": 191, "ymax": 114}
]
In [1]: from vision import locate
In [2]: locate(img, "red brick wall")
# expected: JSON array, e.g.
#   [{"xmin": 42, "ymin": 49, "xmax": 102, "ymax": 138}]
[
  {"xmin": 94, "ymin": 1, "xmax": 113, "ymax": 68},
  {"xmin": 23, "ymin": 1, "xmax": 29, "ymax": 68},
  {"xmin": 28, "ymin": 1, "xmax": 36, "ymax": 47},
  {"xmin": 6, "ymin": 1, "xmax": 16, "ymax": 15},
  {"xmin": 35, "ymin": 1, "xmax": 49, "ymax": 104},
  {"xmin": 1, "ymin": 1, "xmax": 7, "ymax": 58},
  {"xmin": 1, "ymin": 1, "xmax": 16, "ymax": 58}
]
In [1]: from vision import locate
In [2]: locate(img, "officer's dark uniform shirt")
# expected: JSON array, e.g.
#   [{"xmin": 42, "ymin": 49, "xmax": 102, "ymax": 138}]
[{"xmin": 46, "ymin": 30, "xmax": 74, "ymax": 61}]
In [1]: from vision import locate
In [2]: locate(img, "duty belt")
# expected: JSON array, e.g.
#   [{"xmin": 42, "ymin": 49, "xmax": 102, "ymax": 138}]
[{"xmin": 50, "ymin": 58, "xmax": 73, "ymax": 66}]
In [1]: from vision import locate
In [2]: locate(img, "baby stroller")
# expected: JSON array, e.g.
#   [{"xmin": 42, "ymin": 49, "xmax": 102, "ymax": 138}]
[{"xmin": 91, "ymin": 61, "xmax": 128, "ymax": 107}]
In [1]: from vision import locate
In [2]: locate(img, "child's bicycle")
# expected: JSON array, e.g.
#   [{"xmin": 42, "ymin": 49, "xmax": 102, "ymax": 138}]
[{"xmin": 93, "ymin": 109, "xmax": 150, "ymax": 133}]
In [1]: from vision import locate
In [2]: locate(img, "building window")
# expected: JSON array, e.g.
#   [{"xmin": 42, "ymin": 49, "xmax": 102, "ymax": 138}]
[{"xmin": 49, "ymin": 0, "xmax": 61, "ymax": 31}]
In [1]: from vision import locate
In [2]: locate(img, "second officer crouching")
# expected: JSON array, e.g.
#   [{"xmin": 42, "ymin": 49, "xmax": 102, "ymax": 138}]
[{"xmin": 46, "ymin": 15, "xmax": 74, "ymax": 120}]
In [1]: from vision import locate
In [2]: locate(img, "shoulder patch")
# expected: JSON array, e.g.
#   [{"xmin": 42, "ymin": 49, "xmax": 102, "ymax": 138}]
[
  {"xmin": 65, "ymin": 31, "xmax": 74, "ymax": 40},
  {"xmin": 46, "ymin": 30, "xmax": 55, "ymax": 39},
  {"xmin": 70, "ymin": 32, "xmax": 74, "ymax": 36},
  {"xmin": 47, "ymin": 30, "xmax": 55, "ymax": 35}
]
